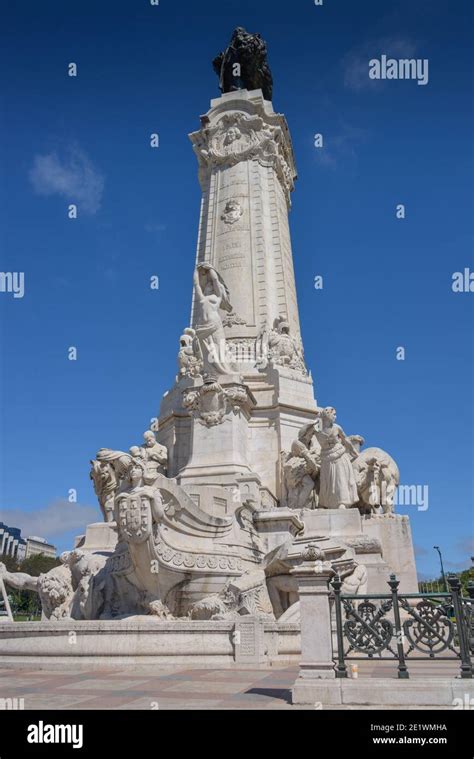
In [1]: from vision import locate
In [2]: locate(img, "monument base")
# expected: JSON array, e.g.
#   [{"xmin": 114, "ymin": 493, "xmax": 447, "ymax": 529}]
[
  {"xmin": 292, "ymin": 678, "xmax": 474, "ymax": 707},
  {"xmin": 0, "ymin": 619, "xmax": 300, "ymax": 670}
]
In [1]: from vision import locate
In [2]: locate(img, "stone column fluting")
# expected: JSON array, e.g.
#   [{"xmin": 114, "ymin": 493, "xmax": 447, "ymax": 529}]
[{"xmin": 188, "ymin": 89, "xmax": 300, "ymax": 349}]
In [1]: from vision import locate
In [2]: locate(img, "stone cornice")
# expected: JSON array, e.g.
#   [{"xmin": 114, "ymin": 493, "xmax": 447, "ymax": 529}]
[{"xmin": 189, "ymin": 90, "xmax": 297, "ymax": 208}]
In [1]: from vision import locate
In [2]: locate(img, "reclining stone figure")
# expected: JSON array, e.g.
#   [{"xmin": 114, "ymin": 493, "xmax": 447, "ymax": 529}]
[{"xmin": 0, "ymin": 549, "xmax": 107, "ymax": 621}]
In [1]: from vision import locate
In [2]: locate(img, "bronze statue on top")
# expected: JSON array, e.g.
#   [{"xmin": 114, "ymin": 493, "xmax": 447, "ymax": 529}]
[{"xmin": 213, "ymin": 27, "xmax": 273, "ymax": 102}]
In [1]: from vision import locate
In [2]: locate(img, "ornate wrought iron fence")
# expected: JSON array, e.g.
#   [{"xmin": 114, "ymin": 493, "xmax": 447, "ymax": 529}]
[
  {"xmin": 331, "ymin": 573, "xmax": 473, "ymax": 679},
  {"xmin": 464, "ymin": 582, "xmax": 474, "ymax": 654}
]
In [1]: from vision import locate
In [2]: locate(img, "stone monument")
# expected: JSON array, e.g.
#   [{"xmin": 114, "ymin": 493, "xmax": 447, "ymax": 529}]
[{"xmin": 0, "ymin": 28, "xmax": 418, "ymax": 654}]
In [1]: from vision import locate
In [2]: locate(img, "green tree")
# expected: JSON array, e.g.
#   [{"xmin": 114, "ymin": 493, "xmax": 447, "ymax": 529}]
[
  {"xmin": 419, "ymin": 567, "xmax": 473, "ymax": 595},
  {"xmin": 0, "ymin": 553, "xmax": 20, "ymax": 573},
  {"xmin": 20, "ymin": 554, "xmax": 60, "ymax": 577},
  {"xmin": 458, "ymin": 568, "xmax": 474, "ymax": 595}
]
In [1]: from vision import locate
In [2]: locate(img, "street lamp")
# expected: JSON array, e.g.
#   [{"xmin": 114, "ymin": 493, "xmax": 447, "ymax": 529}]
[{"xmin": 434, "ymin": 546, "xmax": 448, "ymax": 593}]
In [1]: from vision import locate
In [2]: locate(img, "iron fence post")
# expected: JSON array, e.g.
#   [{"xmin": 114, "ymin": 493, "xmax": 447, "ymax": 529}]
[
  {"xmin": 388, "ymin": 574, "xmax": 409, "ymax": 679},
  {"xmin": 448, "ymin": 575, "xmax": 473, "ymax": 679},
  {"xmin": 467, "ymin": 582, "xmax": 474, "ymax": 655},
  {"xmin": 331, "ymin": 574, "xmax": 348, "ymax": 678}
]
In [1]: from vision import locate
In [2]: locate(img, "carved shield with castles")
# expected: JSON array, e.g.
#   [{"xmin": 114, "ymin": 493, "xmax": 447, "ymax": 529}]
[{"xmin": 117, "ymin": 492, "xmax": 153, "ymax": 544}]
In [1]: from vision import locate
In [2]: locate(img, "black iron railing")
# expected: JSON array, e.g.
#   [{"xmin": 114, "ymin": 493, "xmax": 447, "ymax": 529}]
[{"xmin": 331, "ymin": 573, "xmax": 473, "ymax": 679}]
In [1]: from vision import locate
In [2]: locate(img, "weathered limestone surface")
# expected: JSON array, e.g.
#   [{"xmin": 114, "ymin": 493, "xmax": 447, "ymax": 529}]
[
  {"xmin": 189, "ymin": 89, "xmax": 300, "ymax": 340},
  {"xmin": 0, "ymin": 619, "xmax": 300, "ymax": 668},
  {"xmin": 0, "ymin": 32, "xmax": 420, "ymax": 659},
  {"xmin": 362, "ymin": 513, "xmax": 418, "ymax": 593},
  {"xmin": 290, "ymin": 557, "xmax": 336, "ymax": 680},
  {"xmin": 302, "ymin": 509, "xmax": 416, "ymax": 594},
  {"xmin": 158, "ymin": 89, "xmax": 318, "ymax": 501}
]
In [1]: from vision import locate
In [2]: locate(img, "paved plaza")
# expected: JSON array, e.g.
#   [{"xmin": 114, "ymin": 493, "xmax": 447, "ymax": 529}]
[{"xmin": 0, "ymin": 661, "xmax": 460, "ymax": 710}]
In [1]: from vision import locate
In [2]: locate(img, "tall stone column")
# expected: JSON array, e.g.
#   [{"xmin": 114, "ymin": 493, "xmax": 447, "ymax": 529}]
[
  {"xmin": 158, "ymin": 80, "xmax": 319, "ymax": 504},
  {"xmin": 189, "ymin": 89, "xmax": 300, "ymax": 347},
  {"xmin": 158, "ymin": 89, "xmax": 318, "ymax": 500}
]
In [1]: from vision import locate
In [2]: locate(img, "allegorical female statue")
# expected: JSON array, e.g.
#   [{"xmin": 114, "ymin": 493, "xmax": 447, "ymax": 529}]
[
  {"xmin": 193, "ymin": 263, "xmax": 234, "ymax": 377},
  {"xmin": 314, "ymin": 407, "xmax": 359, "ymax": 509}
]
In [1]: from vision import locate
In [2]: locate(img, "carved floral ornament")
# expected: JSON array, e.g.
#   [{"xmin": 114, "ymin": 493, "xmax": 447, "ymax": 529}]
[
  {"xmin": 191, "ymin": 111, "xmax": 296, "ymax": 205},
  {"xmin": 183, "ymin": 381, "xmax": 253, "ymax": 427},
  {"xmin": 154, "ymin": 536, "xmax": 243, "ymax": 574}
]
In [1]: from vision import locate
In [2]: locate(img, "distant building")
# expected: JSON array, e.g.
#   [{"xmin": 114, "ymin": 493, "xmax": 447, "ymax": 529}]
[
  {"xmin": 0, "ymin": 523, "xmax": 56, "ymax": 561},
  {"xmin": 0, "ymin": 522, "xmax": 26, "ymax": 561},
  {"xmin": 24, "ymin": 536, "xmax": 57, "ymax": 560}
]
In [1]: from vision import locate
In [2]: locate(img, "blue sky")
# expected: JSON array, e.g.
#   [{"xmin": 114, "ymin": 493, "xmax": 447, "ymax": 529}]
[{"xmin": 0, "ymin": 0, "xmax": 472, "ymax": 580}]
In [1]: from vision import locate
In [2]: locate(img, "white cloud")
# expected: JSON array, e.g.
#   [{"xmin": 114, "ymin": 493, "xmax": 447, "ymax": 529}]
[
  {"xmin": 1, "ymin": 500, "xmax": 100, "ymax": 542},
  {"xmin": 313, "ymin": 123, "xmax": 369, "ymax": 170},
  {"xmin": 343, "ymin": 37, "xmax": 418, "ymax": 92},
  {"xmin": 29, "ymin": 144, "xmax": 104, "ymax": 214}
]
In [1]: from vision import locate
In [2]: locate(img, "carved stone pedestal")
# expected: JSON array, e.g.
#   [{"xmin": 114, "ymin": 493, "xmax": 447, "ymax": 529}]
[
  {"xmin": 177, "ymin": 375, "xmax": 259, "ymax": 490},
  {"xmin": 290, "ymin": 555, "xmax": 335, "ymax": 687},
  {"xmin": 302, "ymin": 508, "xmax": 418, "ymax": 594},
  {"xmin": 253, "ymin": 509, "xmax": 304, "ymax": 553}
]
